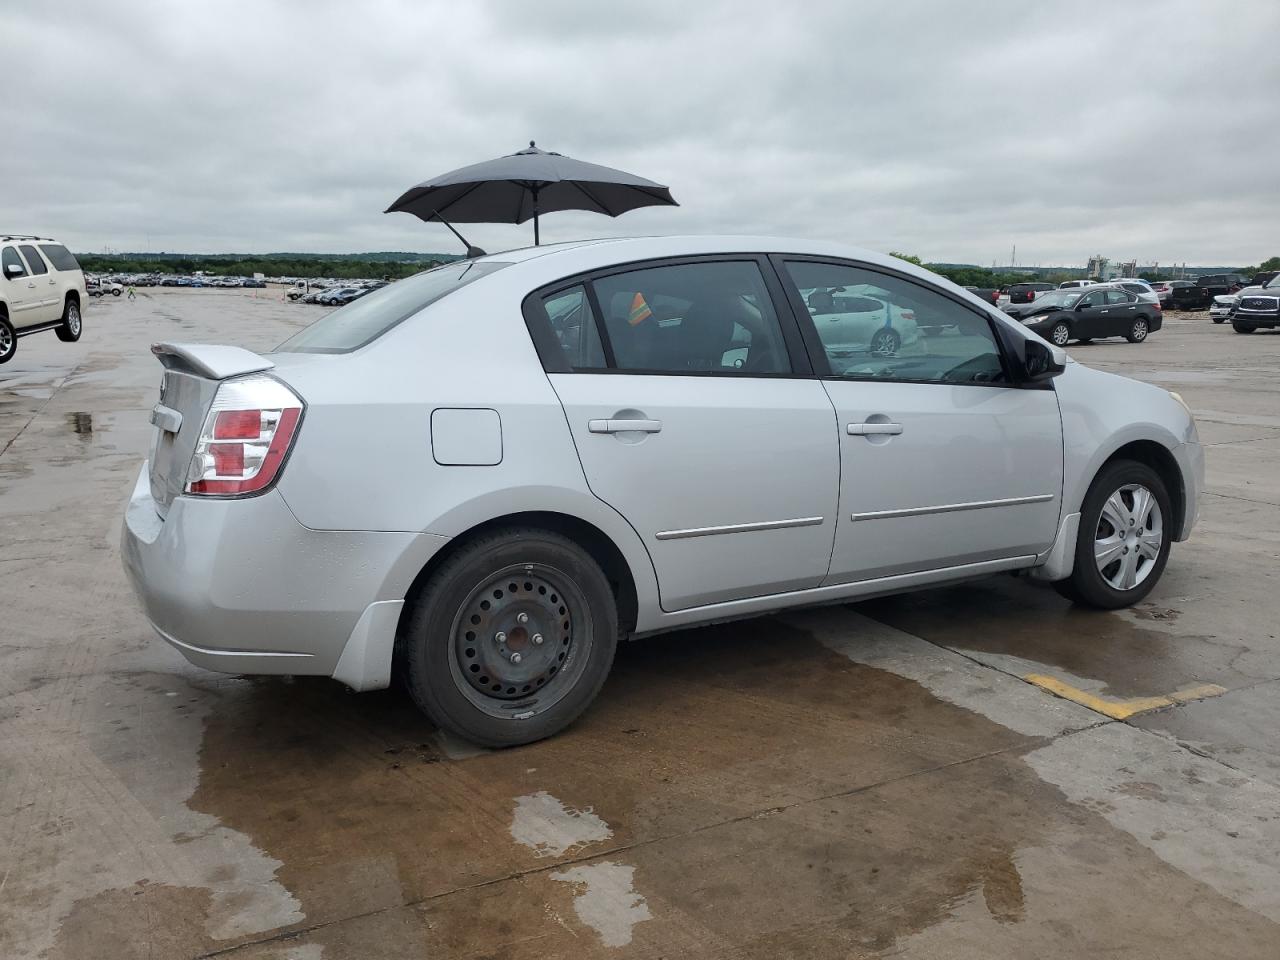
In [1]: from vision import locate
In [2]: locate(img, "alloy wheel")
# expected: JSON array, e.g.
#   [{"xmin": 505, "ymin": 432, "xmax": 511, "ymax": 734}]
[
  {"xmin": 1094, "ymin": 483, "xmax": 1163, "ymax": 590},
  {"xmin": 1131, "ymin": 318, "xmax": 1148, "ymax": 341},
  {"xmin": 449, "ymin": 563, "xmax": 593, "ymax": 720},
  {"xmin": 68, "ymin": 305, "xmax": 81, "ymax": 335},
  {"xmin": 0, "ymin": 325, "xmax": 12, "ymax": 356},
  {"xmin": 1051, "ymin": 323, "xmax": 1070, "ymax": 346}
]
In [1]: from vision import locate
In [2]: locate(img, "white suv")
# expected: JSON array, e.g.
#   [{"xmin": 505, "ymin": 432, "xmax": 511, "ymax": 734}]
[{"xmin": 1, "ymin": 235, "xmax": 87, "ymax": 364}]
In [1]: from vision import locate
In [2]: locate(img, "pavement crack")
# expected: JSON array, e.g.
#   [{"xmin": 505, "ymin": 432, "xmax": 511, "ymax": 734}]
[{"xmin": 0, "ymin": 363, "xmax": 82, "ymax": 460}]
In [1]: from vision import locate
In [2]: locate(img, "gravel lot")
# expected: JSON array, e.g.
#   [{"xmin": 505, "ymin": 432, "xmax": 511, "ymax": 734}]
[{"xmin": 2, "ymin": 289, "xmax": 1279, "ymax": 959}]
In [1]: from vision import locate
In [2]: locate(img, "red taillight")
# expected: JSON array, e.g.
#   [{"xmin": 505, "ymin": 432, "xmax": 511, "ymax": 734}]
[
  {"xmin": 214, "ymin": 409, "xmax": 263, "ymax": 439},
  {"xmin": 185, "ymin": 376, "xmax": 303, "ymax": 497}
]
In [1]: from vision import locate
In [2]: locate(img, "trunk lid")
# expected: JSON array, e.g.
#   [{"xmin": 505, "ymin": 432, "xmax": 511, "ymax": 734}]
[{"xmin": 146, "ymin": 343, "xmax": 275, "ymax": 517}]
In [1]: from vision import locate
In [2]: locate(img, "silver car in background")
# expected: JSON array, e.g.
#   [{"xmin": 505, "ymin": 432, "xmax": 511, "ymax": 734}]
[{"xmin": 122, "ymin": 236, "xmax": 1203, "ymax": 746}]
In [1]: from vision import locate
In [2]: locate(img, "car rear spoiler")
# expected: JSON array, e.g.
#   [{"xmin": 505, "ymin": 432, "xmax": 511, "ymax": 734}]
[{"xmin": 151, "ymin": 342, "xmax": 275, "ymax": 380}]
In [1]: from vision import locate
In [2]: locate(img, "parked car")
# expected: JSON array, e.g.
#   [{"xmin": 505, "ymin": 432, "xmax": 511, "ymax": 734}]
[
  {"xmin": 1249, "ymin": 270, "xmax": 1279, "ymax": 288},
  {"xmin": 1230, "ymin": 273, "xmax": 1280, "ymax": 333},
  {"xmin": 1004, "ymin": 284, "xmax": 1162, "ymax": 346},
  {"xmin": 1209, "ymin": 295, "xmax": 1237, "ymax": 323},
  {"xmin": 1006, "ymin": 282, "xmax": 1054, "ymax": 305},
  {"xmin": 243, "ymin": 278, "xmax": 266, "ymax": 288},
  {"xmin": 331, "ymin": 287, "xmax": 367, "ymax": 305},
  {"xmin": 1169, "ymin": 274, "xmax": 1248, "ymax": 310},
  {"xmin": 121, "ymin": 237, "xmax": 1203, "ymax": 746},
  {"xmin": 89, "ymin": 278, "xmax": 123, "ymax": 297},
  {"xmin": 1114, "ymin": 280, "xmax": 1159, "ymax": 304},
  {"xmin": 801, "ymin": 285, "xmax": 921, "ymax": 354},
  {"xmin": 963, "ymin": 285, "xmax": 1000, "ymax": 306},
  {"xmin": 0, "ymin": 236, "xmax": 86, "ymax": 364},
  {"xmin": 1058, "ymin": 280, "xmax": 1093, "ymax": 289}
]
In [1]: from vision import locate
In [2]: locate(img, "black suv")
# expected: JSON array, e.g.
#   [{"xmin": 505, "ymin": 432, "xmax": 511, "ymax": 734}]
[
  {"xmin": 1169, "ymin": 274, "xmax": 1247, "ymax": 310},
  {"xmin": 1231, "ymin": 274, "xmax": 1280, "ymax": 334}
]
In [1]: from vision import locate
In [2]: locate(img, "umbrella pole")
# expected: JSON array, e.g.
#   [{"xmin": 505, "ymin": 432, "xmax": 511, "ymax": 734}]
[{"xmin": 533, "ymin": 186, "xmax": 540, "ymax": 246}]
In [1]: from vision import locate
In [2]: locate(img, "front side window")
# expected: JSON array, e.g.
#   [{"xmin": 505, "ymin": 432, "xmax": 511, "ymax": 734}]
[
  {"xmin": 784, "ymin": 260, "xmax": 1006, "ymax": 384},
  {"xmin": 18, "ymin": 245, "xmax": 48, "ymax": 275},
  {"xmin": 590, "ymin": 261, "xmax": 791, "ymax": 374},
  {"xmin": 2, "ymin": 245, "xmax": 27, "ymax": 279},
  {"xmin": 541, "ymin": 285, "xmax": 605, "ymax": 369},
  {"xmin": 277, "ymin": 259, "xmax": 509, "ymax": 353},
  {"xmin": 1081, "ymin": 290, "xmax": 1106, "ymax": 307}
]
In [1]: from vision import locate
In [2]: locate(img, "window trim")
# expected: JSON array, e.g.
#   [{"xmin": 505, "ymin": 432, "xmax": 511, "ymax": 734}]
[
  {"xmin": 769, "ymin": 254, "xmax": 1023, "ymax": 389},
  {"xmin": 520, "ymin": 254, "xmax": 815, "ymax": 378}
]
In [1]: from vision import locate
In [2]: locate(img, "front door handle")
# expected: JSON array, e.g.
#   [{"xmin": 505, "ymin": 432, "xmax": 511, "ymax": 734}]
[
  {"xmin": 847, "ymin": 422, "xmax": 903, "ymax": 436},
  {"xmin": 589, "ymin": 418, "xmax": 662, "ymax": 435}
]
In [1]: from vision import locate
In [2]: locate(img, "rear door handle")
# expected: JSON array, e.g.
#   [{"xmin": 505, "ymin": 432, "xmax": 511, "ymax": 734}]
[
  {"xmin": 847, "ymin": 422, "xmax": 903, "ymax": 436},
  {"xmin": 589, "ymin": 418, "xmax": 662, "ymax": 434}
]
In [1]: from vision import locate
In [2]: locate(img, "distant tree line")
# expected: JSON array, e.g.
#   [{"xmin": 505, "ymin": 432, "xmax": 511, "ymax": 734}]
[
  {"xmin": 892, "ymin": 252, "xmax": 1279, "ymax": 287},
  {"xmin": 74, "ymin": 254, "xmax": 446, "ymax": 280}
]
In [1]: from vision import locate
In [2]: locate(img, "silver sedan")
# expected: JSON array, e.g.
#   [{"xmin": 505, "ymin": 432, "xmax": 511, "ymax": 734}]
[{"xmin": 122, "ymin": 236, "xmax": 1203, "ymax": 746}]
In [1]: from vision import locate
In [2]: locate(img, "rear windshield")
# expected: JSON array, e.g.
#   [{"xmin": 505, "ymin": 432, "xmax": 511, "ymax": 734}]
[
  {"xmin": 38, "ymin": 244, "xmax": 81, "ymax": 272},
  {"xmin": 277, "ymin": 260, "xmax": 509, "ymax": 353}
]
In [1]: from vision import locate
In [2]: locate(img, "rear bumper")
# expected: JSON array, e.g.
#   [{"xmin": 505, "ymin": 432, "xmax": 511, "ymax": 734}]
[{"xmin": 121, "ymin": 463, "xmax": 447, "ymax": 687}]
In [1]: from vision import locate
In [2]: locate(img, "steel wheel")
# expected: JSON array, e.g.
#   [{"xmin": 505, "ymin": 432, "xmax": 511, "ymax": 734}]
[
  {"xmin": 68, "ymin": 303, "xmax": 81, "ymax": 336},
  {"xmin": 449, "ymin": 563, "xmax": 593, "ymax": 721},
  {"xmin": 1050, "ymin": 322, "xmax": 1070, "ymax": 346},
  {"xmin": 1094, "ymin": 483, "xmax": 1163, "ymax": 591}
]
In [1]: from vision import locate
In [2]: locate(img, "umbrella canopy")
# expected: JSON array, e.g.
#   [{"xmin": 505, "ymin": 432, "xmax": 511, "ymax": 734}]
[{"xmin": 385, "ymin": 142, "xmax": 677, "ymax": 246}]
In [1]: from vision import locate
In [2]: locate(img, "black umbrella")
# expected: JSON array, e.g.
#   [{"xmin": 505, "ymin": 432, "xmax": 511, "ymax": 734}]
[{"xmin": 385, "ymin": 142, "xmax": 677, "ymax": 250}]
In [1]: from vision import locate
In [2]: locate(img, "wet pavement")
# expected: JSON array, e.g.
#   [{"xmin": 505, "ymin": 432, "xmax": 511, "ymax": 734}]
[{"xmin": 2, "ymin": 292, "xmax": 1279, "ymax": 958}]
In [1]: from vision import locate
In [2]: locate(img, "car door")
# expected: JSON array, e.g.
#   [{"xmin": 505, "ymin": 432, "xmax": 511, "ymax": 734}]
[
  {"xmin": 17, "ymin": 245, "xmax": 59, "ymax": 322},
  {"xmin": 1073, "ymin": 288, "xmax": 1110, "ymax": 338},
  {"xmin": 776, "ymin": 257, "xmax": 1063, "ymax": 584},
  {"xmin": 1106, "ymin": 289, "xmax": 1138, "ymax": 334},
  {"xmin": 2, "ymin": 245, "xmax": 41, "ymax": 327},
  {"xmin": 529, "ymin": 257, "xmax": 841, "ymax": 611}
]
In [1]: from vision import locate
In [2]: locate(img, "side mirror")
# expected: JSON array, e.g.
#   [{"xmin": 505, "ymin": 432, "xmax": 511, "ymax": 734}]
[
  {"xmin": 1024, "ymin": 339, "xmax": 1066, "ymax": 382},
  {"xmin": 5, "ymin": 262, "xmax": 24, "ymax": 277}
]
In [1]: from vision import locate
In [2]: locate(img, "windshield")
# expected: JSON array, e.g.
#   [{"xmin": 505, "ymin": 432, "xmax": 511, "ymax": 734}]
[
  {"xmin": 1266, "ymin": 276, "xmax": 1280, "ymax": 290},
  {"xmin": 1025, "ymin": 290, "xmax": 1082, "ymax": 309},
  {"xmin": 277, "ymin": 260, "xmax": 508, "ymax": 353}
]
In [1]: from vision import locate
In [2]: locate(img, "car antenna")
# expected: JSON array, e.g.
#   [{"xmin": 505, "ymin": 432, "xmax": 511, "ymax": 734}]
[{"xmin": 429, "ymin": 211, "xmax": 486, "ymax": 259}]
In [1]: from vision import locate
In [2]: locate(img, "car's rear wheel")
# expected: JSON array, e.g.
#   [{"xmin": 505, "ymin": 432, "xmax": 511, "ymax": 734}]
[
  {"xmin": 869, "ymin": 328, "xmax": 901, "ymax": 356},
  {"xmin": 1054, "ymin": 459, "xmax": 1171, "ymax": 609},
  {"xmin": 1049, "ymin": 321, "xmax": 1071, "ymax": 346},
  {"xmin": 1232, "ymin": 322, "xmax": 1256, "ymax": 334},
  {"xmin": 1212, "ymin": 315, "xmax": 1226, "ymax": 324},
  {"xmin": 55, "ymin": 298, "xmax": 82, "ymax": 342},
  {"xmin": 401, "ymin": 527, "xmax": 618, "ymax": 747},
  {"xmin": 0, "ymin": 316, "xmax": 15, "ymax": 364},
  {"xmin": 1126, "ymin": 317, "xmax": 1149, "ymax": 343}
]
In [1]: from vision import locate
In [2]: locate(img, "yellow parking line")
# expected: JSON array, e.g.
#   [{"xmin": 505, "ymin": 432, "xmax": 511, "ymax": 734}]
[{"xmin": 1023, "ymin": 674, "xmax": 1227, "ymax": 720}]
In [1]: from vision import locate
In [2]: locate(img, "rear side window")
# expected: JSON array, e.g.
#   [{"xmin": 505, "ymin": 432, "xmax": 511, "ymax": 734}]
[
  {"xmin": 2, "ymin": 246, "xmax": 26, "ymax": 279},
  {"xmin": 277, "ymin": 260, "xmax": 509, "ymax": 353},
  {"xmin": 590, "ymin": 261, "xmax": 791, "ymax": 374},
  {"xmin": 18, "ymin": 245, "xmax": 48, "ymax": 275},
  {"xmin": 1106, "ymin": 290, "xmax": 1133, "ymax": 304},
  {"xmin": 38, "ymin": 244, "xmax": 81, "ymax": 272}
]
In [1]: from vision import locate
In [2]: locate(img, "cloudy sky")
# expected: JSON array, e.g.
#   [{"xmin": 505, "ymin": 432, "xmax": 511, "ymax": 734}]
[{"xmin": 4, "ymin": 0, "xmax": 1277, "ymax": 266}]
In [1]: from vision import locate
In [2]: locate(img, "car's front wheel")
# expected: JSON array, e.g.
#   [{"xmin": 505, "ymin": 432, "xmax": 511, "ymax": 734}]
[
  {"xmin": 1049, "ymin": 321, "xmax": 1071, "ymax": 346},
  {"xmin": 401, "ymin": 527, "xmax": 618, "ymax": 747},
  {"xmin": 1054, "ymin": 459, "xmax": 1171, "ymax": 609},
  {"xmin": 55, "ymin": 298, "xmax": 82, "ymax": 342},
  {"xmin": 1233, "ymin": 322, "xmax": 1256, "ymax": 334},
  {"xmin": 1126, "ymin": 317, "xmax": 1149, "ymax": 343},
  {"xmin": 869, "ymin": 328, "xmax": 901, "ymax": 356},
  {"xmin": 0, "ymin": 316, "xmax": 16, "ymax": 364},
  {"xmin": 1212, "ymin": 316, "xmax": 1226, "ymax": 324}
]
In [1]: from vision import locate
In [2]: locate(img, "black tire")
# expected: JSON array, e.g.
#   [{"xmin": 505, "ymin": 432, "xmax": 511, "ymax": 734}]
[
  {"xmin": 1049, "ymin": 321, "xmax": 1071, "ymax": 346},
  {"xmin": 1232, "ymin": 322, "xmax": 1256, "ymax": 334},
  {"xmin": 55, "ymin": 297, "xmax": 82, "ymax": 342},
  {"xmin": 1076, "ymin": 338, "xmax": 1093, "ymax": 344},
  {"xmin": 1212, "ymin": 317, "xmax": 1226, "ymax": 324},
  {"xmin": 1054, "ymin": 459, "xmax": 1172, "ymax": 609},
  {"xmin": 111, "ymin": 288, "xmax": 121, "ymax": 297},
  {"xmin": 869, "ymin": 328, "xmax": 901, "ymax": 357},
  {"xmin": 401, "ymin": 527, "xmax": 618, "ymax": 747},
  {"xmin": 1125, "ymin": 316, "xmax": 1149, "ymax": 343},
  {"xmin": 0, "ymin": 315, "xmax": 15, "ymax": 364}
]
